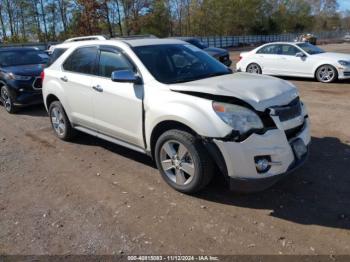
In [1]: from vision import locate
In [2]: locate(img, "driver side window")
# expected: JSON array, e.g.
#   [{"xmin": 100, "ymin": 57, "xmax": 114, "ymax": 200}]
[
  {"xmin": 98, "ymin": 50, "xmax": 134, "ymax": 78},
  {"xmin": 281, "ymin": 45, "xmax": 300, "ymax": 56}
]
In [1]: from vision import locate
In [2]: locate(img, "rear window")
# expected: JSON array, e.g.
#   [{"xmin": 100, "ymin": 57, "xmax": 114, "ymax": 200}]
[
  {"xmin": 47, "ymin": 48, "xmax": 67, "ymax": 66},
  {"xmin": 63, "ymin": 47, "xmax": 98, "ymax": 75}
]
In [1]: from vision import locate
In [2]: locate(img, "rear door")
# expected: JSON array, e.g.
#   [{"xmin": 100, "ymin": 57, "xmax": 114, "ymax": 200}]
[
  {"xmin": 60, "ymin": 46, "xmax": 98, "ymax": 129},
  {"xmin": 255, "ymin": 44, "xmax": 281, "ymax": 74},
  {"xmin": 92, "ymin": 46, "xmax": 144, "ymax": 147}
]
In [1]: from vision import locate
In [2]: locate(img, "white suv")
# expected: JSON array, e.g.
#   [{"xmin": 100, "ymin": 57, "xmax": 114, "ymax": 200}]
[{"xmin": 42, "ymin": 38, "xmax": 310, "ymax": 193}]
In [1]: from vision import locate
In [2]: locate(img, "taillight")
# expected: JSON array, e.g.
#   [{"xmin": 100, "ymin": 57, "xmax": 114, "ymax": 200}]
[{"xmin": 40, "ymin": 71, "xmax": 45, "ymax": 82}]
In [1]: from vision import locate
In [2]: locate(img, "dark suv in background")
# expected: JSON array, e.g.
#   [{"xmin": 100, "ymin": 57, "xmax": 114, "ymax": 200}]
[
  {"xmin": 0, "ymin": 47, "xmax": 48, "ymax": 113},
  {"xmin": 184, "ymin": 38, "xmax": 232, "ymax": 67}
]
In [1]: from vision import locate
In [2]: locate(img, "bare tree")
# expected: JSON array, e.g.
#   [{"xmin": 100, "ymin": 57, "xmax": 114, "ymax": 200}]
[
  {"xmin": 115, "ymin": 0, "xmax": 123, "ymax": 35},
  {"xmin": 102, "ymin": 0, "xmax": 113, "ymax": 37},
  {"xmin": 39, "ymin": 0, "xmax": 48, "ymax": 41},
  {"xmin": 0, "ymin": 2, "xmax": 7, "ymax": 39},
  {"xmin": 5, "ymin": 0, "xmax": 14, "ymax": 37},
  {"xmin": 46, "ymin": 1, "xmax": 57, "ymax": 40},
  {"xmin": 58, "ymin": 0, "xmax": 68, "ymax": 34},
  {"xmin": 31, "ymin": 0, "xmax": 43, "ymax": 41}
]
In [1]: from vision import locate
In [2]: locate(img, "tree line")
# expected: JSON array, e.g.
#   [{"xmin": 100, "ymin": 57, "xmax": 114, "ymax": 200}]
[{"xmin": 0, "ymin": 0, "xmax": 348, "ymax": 43}]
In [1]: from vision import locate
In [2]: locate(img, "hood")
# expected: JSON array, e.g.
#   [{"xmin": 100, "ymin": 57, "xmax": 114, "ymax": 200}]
[
  {"xmin": 312, "ymin": 52, "xmax": 350, "ymax": 61},
  {"xmin": 2, "ymin": 64, "xmax": 44, "ymax": 76},
  {"xmin": 204, "ymin": 47, "xmax": 228, "ymax": 56},
  {"xmin": 170, "ymin": 73, "xmax": 299, "ymax": 111}
]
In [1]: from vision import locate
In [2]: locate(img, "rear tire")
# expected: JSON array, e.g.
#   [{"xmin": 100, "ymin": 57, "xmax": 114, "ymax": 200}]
[
  {"xmin": 246, "ymin": 63, "xmax": 262, "ymax": 74},
  {"xmin": 155, "ymin": 129, "xmax": 214, "ymax": 194},
  {"xmin": 49, "ymin": 101, "xmax": 76, "ymax": 141},
  {"xmin": 315, "ymin": 64, "xmax": 338, "ymax": 83},
  {"xmin": 1, "ymin": 85, "xmax": 17, "ymax": 114}
]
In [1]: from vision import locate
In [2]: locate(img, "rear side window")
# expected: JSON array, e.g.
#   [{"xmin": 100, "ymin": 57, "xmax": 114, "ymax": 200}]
[
  {"xmin": 98, "ymin": 50, "xmax": 134, "ymax": 78},
  {"xmin": 63, "ymin": 47, "xmax": 98, "ymax": 74},
  {"xmin": 257, "ymin": 44, "xmax": 280, "ymax": 54},
  {"xmin": 47, "ymin": 48, "xmax": 67, "ymax": 66}
]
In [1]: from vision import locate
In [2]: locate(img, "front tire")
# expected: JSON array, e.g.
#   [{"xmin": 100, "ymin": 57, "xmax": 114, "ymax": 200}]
[
  {"xmin": 155, "ymin": 130, "xmax": 214, "ymax": 194},
  {"xmin": 315, "ymin": 65, "xmax": 338, "ymax": 83},
  {"xmin": 1, "ymin": 85, "xmax": 17, "ymax": 114},
  {"xmin": 246, "ymin": 63, "xmax": 262, "ymax": 74},
  {"xmin": 49, "ymin": 101, "xmax": 76, "ymax": 141}
]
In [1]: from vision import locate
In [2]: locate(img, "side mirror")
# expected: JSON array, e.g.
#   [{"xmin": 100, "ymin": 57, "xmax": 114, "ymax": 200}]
[
  {"xmin": 111, "ymin": 70, "xmax": 142, "ymax": 84},
  {"xmin": 296, "ymin": 52, "xmax": 306, "ymax": 58}
]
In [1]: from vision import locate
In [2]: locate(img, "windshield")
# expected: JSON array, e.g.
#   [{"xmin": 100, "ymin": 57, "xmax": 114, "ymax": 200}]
[
  {"xmin": 0, "ymin": 50, "xmax": 49, "ymax": 67},
  {"xmin": 133, "ymin": 44, "xmax": 231, "ymax": 84},
  {"xmin": 296, "ymin": 43, "xmax": 325, "ymax": 55}
]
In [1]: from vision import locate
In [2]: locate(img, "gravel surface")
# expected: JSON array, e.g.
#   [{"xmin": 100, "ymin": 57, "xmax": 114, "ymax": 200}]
[{"xmin": 0, "ymin": 44, "xmax": 349, "ymax": 255}]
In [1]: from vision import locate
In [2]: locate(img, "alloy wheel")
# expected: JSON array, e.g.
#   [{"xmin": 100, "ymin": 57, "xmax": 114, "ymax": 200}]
[
  {"xmin": 247, "ymin": 64, "xmax": 261, "ymax": 74},
  {"xmin": 317, "ymin": 65, "xmax": 336, "ymax": 83},
  {"xmin": 160, "ymin": 140, "xmax": 195, "ymax": 186},
  {"xmin": 51, "ymin": 106, "xmax": 66, "ymax": 136},
  {"xmin": 1, "ymin": 87, "xmax": 12, "ymax": 112}
]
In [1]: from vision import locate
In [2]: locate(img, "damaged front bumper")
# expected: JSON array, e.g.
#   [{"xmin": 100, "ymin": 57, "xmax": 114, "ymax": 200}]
[{"xmin": 213, "ymin": 117, "xmax": 311, "ymax": 192}]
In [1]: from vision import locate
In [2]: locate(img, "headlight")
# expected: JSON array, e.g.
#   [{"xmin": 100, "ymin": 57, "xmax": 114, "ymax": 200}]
[
  {"xmin": 212, "ymin": 102, "xmax": 264, "ymax": 134},
  {"xmin": 338, "ymin": 60, "xmax": 350, "ymax": 66},
  {"xmin": 4, "ymin": 73, "xmax": 31, "ymax": 81}
]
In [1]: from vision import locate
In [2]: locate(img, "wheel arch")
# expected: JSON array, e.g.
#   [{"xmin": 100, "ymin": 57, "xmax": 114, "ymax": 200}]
[
  {"xmin": 149, "ymin": 120, "xmax": 197, "ymax": 159},
  {"xmin": 149, "ymin": 119, "xmax": 229, "ymax": 184},
  {"xmin": 44, "ymin": 91, "xmax": 73, "ymax": 123},
  {"xmin": 46, "ymin": 94, "xmax": 60, "ymax": 109}
]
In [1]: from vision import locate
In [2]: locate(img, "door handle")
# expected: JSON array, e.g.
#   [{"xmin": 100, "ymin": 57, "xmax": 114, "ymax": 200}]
[
  {"xmin": 60, "ymin": 76, "xmax": 68, "ymax": 82},
  {"xmin": 92, "ymin": 85, "xmax": 103, "ymax": 92}
]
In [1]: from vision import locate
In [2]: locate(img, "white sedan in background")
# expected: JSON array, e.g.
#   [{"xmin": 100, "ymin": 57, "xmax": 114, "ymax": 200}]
[{"xmin": 236, "ymin": 42, "xmax": 350, "ymax": 83}]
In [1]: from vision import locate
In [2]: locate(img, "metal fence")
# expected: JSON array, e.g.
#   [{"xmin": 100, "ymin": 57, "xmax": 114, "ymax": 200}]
[
  {"xmin": 0, "ymin": 30, "xmax": 347, "ymax": 50},
  {"xmin": 177, "ymin": 30, "xmax": 347, "ymax": 48}
]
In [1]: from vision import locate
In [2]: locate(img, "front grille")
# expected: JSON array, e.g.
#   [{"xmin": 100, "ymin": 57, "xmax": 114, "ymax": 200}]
[
  {"xmin": 32, "ymin": 77, "xmax": 42, "ymax": 90},
  {"xmin": 344, "ymin": 72, "xmax": 350, "ymax": 76},
  {"xmin": 270, "ymin": 98, "xmax": 302, "ymax": 122}
]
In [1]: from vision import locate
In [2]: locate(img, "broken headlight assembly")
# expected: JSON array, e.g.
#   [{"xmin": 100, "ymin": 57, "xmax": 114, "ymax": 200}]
[{"xmin": 212, "ymin": 101, "xmax": 264, "ymax": 136}]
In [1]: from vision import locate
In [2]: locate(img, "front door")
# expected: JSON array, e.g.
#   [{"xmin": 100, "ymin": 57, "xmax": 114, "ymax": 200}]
[
  {"xmin": 92, "ymin": 46, "xmax": 144, "ymax": 147},
  {"xmin": 278, "ymin": 44, "xmax": 312, "ymax": 77}
]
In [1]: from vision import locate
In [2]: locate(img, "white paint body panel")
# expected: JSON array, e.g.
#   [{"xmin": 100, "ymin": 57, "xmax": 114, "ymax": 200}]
[
  {"xmin": 43, "ymin": 39, "xmax": 310, "ymax": 181},
  {"xmin": 236, "ymin": 42, "xmax": 350, "ymax": 80}
]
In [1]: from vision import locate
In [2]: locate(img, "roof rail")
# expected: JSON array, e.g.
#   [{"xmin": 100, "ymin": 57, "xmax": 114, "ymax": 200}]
[
  {"xmin": 112, "ymin": 34, "xmax": 158, "ymax": 40},
  {"xmin": 64, "ymin": 35, "xmax": 107, "ymax": 43}
]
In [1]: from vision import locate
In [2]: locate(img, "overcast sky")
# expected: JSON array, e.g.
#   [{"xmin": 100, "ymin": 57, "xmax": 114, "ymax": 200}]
[{"xmin": 339, "ymin": 0, "xmax": 350, "ymax": 11}]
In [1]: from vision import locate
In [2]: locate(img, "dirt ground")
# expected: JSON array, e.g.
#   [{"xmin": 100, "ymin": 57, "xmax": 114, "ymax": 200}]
[{"xmin": 0, "ymin": 43, "xmax": 350, "ymax": 255}]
